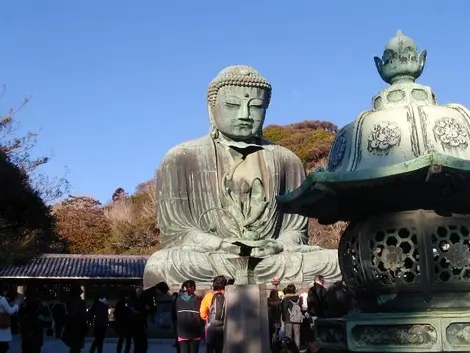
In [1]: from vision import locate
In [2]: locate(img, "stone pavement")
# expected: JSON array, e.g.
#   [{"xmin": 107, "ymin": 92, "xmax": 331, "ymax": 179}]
[{"xmin": 8, "ymin": 336, "xmax": 205, "ymax": 353}]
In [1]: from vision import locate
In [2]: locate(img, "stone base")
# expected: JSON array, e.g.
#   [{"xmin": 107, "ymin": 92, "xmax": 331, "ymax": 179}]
[
  {"xmin": 223, "ymin": 284, "xmax": 271, "ymax": 353},
  {"xmin": 315, "ymin": 310, "xmax": 470, "ymax": 352}
]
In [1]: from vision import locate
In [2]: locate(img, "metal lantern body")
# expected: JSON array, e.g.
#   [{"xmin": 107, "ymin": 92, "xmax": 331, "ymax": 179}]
[
  {"xmin": 340, "ymin": 210, "xmax": 470, "ymax": 312},
  {"xmin": 278, "ymin": 31, "xmax": 470, "ymax": 352}
]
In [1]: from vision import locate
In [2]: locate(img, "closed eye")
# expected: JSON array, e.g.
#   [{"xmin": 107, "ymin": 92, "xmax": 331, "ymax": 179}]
[
  {"xmin": 249, "ymin": 99, "xmax": 264, "ymax": 108},
  {"xmin": 225, "ymin": 102, "xmax": 240, "ymax": 107}
]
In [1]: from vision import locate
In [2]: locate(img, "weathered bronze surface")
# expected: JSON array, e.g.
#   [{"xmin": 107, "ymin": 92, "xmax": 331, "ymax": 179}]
[
  {"xmin": 280, "ymin": 31, "xmax": 470, "ymax": 352},
  {"xmin": 143, "ymin": 65, "xmax": 340, "ymax": 286}
]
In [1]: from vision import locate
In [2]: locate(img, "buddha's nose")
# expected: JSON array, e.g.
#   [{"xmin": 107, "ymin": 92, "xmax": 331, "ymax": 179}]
[{"xmin": 237, "ymin": 103, "xmax": 250, "ymax": 120}]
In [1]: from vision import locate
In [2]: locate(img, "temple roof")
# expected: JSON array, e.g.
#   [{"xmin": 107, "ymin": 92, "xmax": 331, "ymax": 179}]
[{"xmin": 0, "ymin": 254, "xmax": 149, "ymax": 280}]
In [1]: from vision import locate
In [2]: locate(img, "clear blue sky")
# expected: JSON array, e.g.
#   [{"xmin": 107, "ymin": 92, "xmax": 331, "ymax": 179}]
[{"xmin": 2, "ymin": 0, "xmax": 469, "ymax": 203}]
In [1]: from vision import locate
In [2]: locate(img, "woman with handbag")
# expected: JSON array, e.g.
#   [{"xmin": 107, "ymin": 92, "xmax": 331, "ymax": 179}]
[{"xmin": 0, "ymin": 283, "xmax": 23, "ymax": 353}]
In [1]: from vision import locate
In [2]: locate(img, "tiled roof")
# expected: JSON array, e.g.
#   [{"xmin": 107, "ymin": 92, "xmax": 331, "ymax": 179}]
[{"xmin": 0, "ymin": 254, "xmax": 150, "ymax": 279}]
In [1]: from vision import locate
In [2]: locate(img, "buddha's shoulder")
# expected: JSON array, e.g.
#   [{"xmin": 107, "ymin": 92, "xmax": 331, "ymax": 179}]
[
  {"xmin": 260, "ymin": 139, "xmax": 303, "ymax": 162},
  {"xmin": 162, "ymin": 135, "xmax": 212, "ymax": 162}
]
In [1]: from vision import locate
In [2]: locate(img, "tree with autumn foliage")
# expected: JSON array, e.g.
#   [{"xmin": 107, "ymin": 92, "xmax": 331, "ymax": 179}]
[
  {"xmin": 0, "ymin": 151, "xmax": 62, "ymax": 266},
  {"xmin": 104, "ymin": 183, "xmax": 159, "ymax": 254},
  {"xmin": 53, "ymin": 196, "xmax": 111, "ymax": 253},
  {"xmin": 264, "ymin": 120, "xmax": 337, "ymax": 171},
  {"xmin": 52, "ymin": 184, "xmax": 160, "ymax": 255}
]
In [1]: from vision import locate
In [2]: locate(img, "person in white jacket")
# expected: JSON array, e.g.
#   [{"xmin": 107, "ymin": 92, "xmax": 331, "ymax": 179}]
[{"xmin": 0, "ymin": 284, "xmax": 23, "ymax": 353}]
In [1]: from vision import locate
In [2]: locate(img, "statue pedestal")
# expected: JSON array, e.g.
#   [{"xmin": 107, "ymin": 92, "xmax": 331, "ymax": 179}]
[
  {"xmin": 315, "ymin": 310, "xmax": 470, "ymax": 352},
  {"xmin": 223, "ymin": 284, "xmax": 271, "ymax": 353}
]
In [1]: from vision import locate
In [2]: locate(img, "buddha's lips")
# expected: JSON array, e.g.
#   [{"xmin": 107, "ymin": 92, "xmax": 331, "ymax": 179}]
[{"xmin": 235, "ymin": 124, "xmax": 252, "ymax": 128}]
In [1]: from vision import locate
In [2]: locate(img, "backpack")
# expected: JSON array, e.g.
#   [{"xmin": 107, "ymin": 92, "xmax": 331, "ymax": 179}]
[
  {"xmin": 208, "ymin": 292, "xmax": 225, "ymax": 327},
  {"xmin": 288, "ymin": 299, "xmax": 304, "ymax": 324}
]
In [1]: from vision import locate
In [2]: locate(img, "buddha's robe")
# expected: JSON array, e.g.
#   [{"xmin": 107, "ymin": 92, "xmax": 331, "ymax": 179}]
[{"xmin": 143, "ymin": 135, "xmax": 340, "ymax": 287}]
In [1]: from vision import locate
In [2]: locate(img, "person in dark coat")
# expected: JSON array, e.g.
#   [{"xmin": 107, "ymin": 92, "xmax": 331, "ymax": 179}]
[
  {"xmin": 87, "ymin": 293, "xmax": 109, "ymax": 353},
  {"xmin": 62, "ymin": 284, "xmax": 87, "ymax": 353},
  {"xmin": 128, "ymin": 288, "xmax": 151, "ymax": 353},
  {"xmin": 172, "ymin": 285, "xmax": 186, "ymax": 353},
  {"xmin": 324, "ymin": 280, "xmax": 354, "ymax": 318},
  {"xmin": 307, "ymin": 276, "xmax": 327, "ymax": 318},
  {"xmin": 52, "ymin": 296, "xmax": 67, "ymax": 339},
  {"xmin": 18, "ymin": 295, "xmax": 44, "ymax": 353},
  {"xmin": 174, "ymin": 280, "xmax": 202, "ymax": 353},
  {"xmin": 267, "ymin": 289, "xmax": 282, "ymax": 347},
  {"xmin": 114, "ymin": 291, "xmax": 132, "ymax": 353}
]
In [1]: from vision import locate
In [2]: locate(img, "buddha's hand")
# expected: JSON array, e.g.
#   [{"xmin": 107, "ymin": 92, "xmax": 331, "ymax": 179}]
[
  {"xmin": 188, "ymin": 231, "xmax": 240, "ymax": 253},
  {"xmin": 220, "ymin": 241, "xmax": 241, "ymax": 255},
  {"xmin": 284, "ymin": 244, "xmax": 323, "ymax": 252},
  {"xmin": 251, "ymin": 240, "xmax": 284, "ymax": 257},
  {"xmin": 181, "ymin": 240, "xmax": 240, "ymax": 254}
]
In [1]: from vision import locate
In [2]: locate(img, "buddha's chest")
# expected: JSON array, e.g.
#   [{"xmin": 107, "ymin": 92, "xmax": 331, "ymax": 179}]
[
  {"xmin": 219, "ymin": 149, "xmax": 268, "ymax": 197},
  {"xmin": 217, "ymin": 148, "xmax": 273, "ymax": 235},
  {"xmin": 232, "ymin": 153, "xmax": 265, "ymax": 187}
]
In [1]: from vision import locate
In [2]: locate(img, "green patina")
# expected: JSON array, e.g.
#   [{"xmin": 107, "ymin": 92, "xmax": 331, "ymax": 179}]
[{"xmin": 280, "ymin": 31, "xmax": 470, "ymax": 353}]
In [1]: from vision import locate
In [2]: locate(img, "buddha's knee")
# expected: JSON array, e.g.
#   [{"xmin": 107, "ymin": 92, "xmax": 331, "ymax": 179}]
[
  {"xmin": 143, "ymin": 249, "xmax": 173, "ymax": 288},
  {"xmin": 301, "ymin": 249, "xmax": 341, "ymax": 281},
  {"xmin": 143, "ymin": 248, "xmax": 216, "ymax": 287}
]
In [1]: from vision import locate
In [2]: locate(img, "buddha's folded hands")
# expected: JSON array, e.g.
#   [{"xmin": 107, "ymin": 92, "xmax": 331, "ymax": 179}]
[
  {"xmin": 251, "ymin": 240, "xmax": 284, "ymax": 257},
  {"xmin": 220, "ymin": 241, "xmax": 241, "ymax": 255},
  {"xmin": 183, "ymin": 230, "xmax": 241, "ymax": 254}
]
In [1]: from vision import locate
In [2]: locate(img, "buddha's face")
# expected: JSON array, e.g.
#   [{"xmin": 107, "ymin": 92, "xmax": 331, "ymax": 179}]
[{"xmin": 212, "ymin": 85, "xmax": 268, "ymax": 141}]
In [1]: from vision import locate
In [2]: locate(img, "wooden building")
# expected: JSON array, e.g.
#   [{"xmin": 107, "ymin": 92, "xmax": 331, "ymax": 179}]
[
  {"xmin": 0, "ymin": 253, "xmax": 149, "ymax": 305},
  {"xmin": 0, "ymin": 253, "xmax": 183, "ymax": 338}
]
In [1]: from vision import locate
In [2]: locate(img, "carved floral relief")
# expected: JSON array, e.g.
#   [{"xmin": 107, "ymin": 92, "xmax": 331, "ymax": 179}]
[
  {"xmin": 433, "ymin": 117, "xmax": 468, "ymax": 148},
  {"xmin": 351, "ymin": 324, "xmax": 438, "ymax": 347},
  {"xmin": 444, "ymin": 243, "xmax": 470, "ymax": 269},
  {"xmin": 446, "ymin": 323, "xmax": 470, "ymax": 347},
  {"xmin": 381, "ymin": 245, "xmax": 407, "ymax": 272},
  {"xmin": 367, "ymin": 121, "xmax": 401, "ymax": 155},
  {"xmin": 316, "ymin": 324, "xmax": 347, "ymax": 346}
]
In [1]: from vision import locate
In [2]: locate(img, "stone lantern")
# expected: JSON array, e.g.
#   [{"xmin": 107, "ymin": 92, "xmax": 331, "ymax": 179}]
[{"xmin": 279, "ymin": 31, "xmax": 470, "ymax": 352}]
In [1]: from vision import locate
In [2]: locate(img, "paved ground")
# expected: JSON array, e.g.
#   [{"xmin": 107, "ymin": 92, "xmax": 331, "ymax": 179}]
[
  {"xmin": 8, "ymin": 336, "xmax": 309, "ymax": 353},
  {"xmin": 8, "ymin": 336, "xmax": 202, "ymax": 353}
]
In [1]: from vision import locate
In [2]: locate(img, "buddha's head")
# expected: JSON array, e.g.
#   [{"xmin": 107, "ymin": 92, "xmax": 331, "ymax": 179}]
[{"xmin": 207, "ymin": 65, "xmax": 272, "ymax": 142}]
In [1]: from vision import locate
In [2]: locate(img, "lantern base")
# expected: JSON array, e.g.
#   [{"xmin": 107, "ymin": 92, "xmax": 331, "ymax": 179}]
[{"xmin": 315, "ymin": 310, "xmax": 470, "ymax": 352}]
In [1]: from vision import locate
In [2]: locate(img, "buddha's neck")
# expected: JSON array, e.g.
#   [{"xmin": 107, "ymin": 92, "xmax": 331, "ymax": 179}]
[{"xmin": 217, "ymin": 134, "xmax": 258, "ymax": 146}]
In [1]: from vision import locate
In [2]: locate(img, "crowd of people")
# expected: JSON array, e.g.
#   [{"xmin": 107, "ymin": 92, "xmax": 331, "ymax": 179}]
[
  {"xmin": 0, "ymin": 275, "xmax": 355, "ymax": 353},
  {"xmin": 0, "ymin": 282, "xmax": 156, "ymax": 353},
  {"xmin": 268, "ymin": 275, "xmax": 356, "ymax": 353}
]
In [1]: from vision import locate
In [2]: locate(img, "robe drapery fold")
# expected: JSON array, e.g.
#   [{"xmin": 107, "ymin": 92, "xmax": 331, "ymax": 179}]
[
  {"xmin": 143, "ymin": 135, "xmax": 340, "ymax": 286},
  {"xmin": 157, "ymin": 136, "xmax": 307, "ymax": 246}
]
